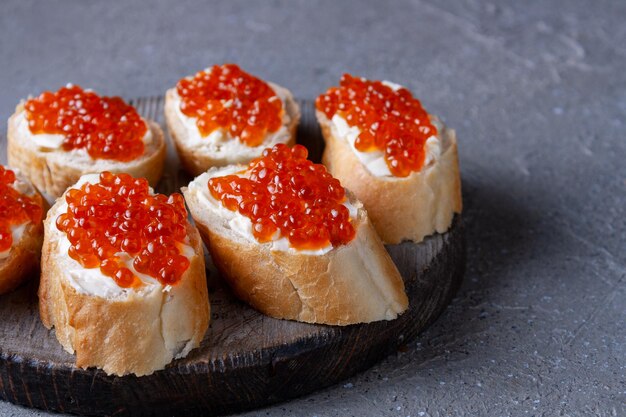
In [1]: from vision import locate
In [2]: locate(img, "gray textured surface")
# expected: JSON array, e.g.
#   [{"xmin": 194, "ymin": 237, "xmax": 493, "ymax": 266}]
[{"xmin": 0, "ymin": 0, "xmax": 624, "ymax": 416}]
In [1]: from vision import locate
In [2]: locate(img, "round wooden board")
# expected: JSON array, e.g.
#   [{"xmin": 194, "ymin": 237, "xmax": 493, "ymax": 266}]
[{"xmin": 0, "ymin": 98, "xmax": 465, "ymax": 417}]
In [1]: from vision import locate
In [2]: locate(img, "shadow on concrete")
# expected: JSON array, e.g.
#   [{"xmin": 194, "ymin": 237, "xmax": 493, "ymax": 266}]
[{"xmin": 398, "ymin": 169, "xmax": 545, "ymax": 367}]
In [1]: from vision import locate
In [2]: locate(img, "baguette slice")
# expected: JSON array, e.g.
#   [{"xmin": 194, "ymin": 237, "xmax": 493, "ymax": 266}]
[
  {"xmin": 164, "ymin": 81, "xmax": 300, "ymax": 176},
  {"xmin": 38, "ymin": 176, "xmax": 210, "ymax": 377},
  {"xmin": 318, "ymin": 111, "xmax": 462, "ymax": 244},
  {"xmin": 8, "ymin": 103, "xmax": 166, "ymax": 198},
  {"xmin": 183, "ymin": 168, "xmax": 408, "ymax": 326},
  {"xmin": 0, "ymin": 169, "xmax": 46, "ymax": 295}
]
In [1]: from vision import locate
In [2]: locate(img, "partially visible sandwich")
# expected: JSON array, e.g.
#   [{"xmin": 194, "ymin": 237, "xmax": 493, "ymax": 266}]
[
  {"xmin": 0, "ymin": 165, "xmax": 45, "ymax": 294},
  {"xmin": 8, "ymin": 84, "xmax": 166, "ymax": 197},
  {"xmin": 165, "ymin": 63, "xmax": 300, "ymax": 176}
]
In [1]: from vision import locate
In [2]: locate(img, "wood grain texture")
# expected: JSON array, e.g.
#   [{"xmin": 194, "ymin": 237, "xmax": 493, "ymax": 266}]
[{"xmin": 0, "ymin": 98, "xmax": 465, "ymax": 417}]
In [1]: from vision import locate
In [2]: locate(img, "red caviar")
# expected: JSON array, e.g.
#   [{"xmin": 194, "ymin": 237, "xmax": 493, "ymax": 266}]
[
  {"xmin": 0, "ymin": 166, "xmax": 43, "ymax": 253},
  {"xmin": 176, "ymin": 64, "xmax": 283, "ymax": 147},
  {"xmin": 316, "ymin": 74, "xmax": 438, "ymax": 177},
  {"xmin": 55, "ymin": 172, "xmax": 190, "ymax": 288},
  {"xmin": 208, "ymin": 144, "xmax": 355, "ymax": 250},
  {"xmin": 24, "ymin": 85, "xmax": 146, "ymax": 162}
]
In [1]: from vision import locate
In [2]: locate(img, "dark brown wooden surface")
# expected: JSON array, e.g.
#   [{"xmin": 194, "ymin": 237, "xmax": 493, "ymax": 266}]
[{"xmin": 0, "ymin": 98, "xmax": 465, "ymax": 417}]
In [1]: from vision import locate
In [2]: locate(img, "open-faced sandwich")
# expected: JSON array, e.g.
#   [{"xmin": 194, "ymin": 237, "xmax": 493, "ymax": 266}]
[
  {"xmin": 8, "ymin": 84, "xmax": 166, "ymax": 197},
  {"xmin": 165, "ymin": 64, "xmax": 300, "ymax": 176},
  {"xmin": 183, "ymin": 144, "xmax": 408, "ymax": 326},
  {"xmin": 316, "ymin": 75, "xmax": 462, "ymax": 244},
  {"xmin": 39, "ymin": 172, "xmax": 209, "ymax": 376},
  {"xmin": 0, "ymin": 165, "xmax": 45, "ymax": 294}
]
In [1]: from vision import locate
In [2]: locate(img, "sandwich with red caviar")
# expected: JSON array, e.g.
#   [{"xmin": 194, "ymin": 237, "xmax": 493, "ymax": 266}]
[
  {"xmin": 165, "ymin": 64, "xmax": 300, "ymax": 176},
  {"xmin": 316, "ymin": 75, "xmax": 462, "ymax": 244},
  {"xmin": 8, "ymin": 85, "xmax": 166, "ymax": 197},
  {"xmin": 38, "ymin": 172, "xmax": 209, "ymax": 376},
  {"xmin": 183, "ymin": 144, "xmax": 407, "ymax": 325},
  {"xmin": 0, "ymin": 166, "xmax": 46, "ymax": 294}
]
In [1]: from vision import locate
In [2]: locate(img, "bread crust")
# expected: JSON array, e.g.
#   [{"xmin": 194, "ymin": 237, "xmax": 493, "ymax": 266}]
[
  {"xmin": 183, "ymin": 180, "xmax": 408, "ymax": 326},
  {"xmin": 0, "ymin": 179, "xmax": 47, "ymax": 294},
  {"xmin": 164, "ymin": 83, "xmax": 300, "ymax": 176},
  {"xmin": 7, "ymin": 104, "xmax": 166, "ymax": 198},
  {"xmin": 317, "ymin": 112, "xmax": 462, "ymax": 244},
  {"xmin": 38, "ymin": 192, "xmax": 210, "ymax": 377}
]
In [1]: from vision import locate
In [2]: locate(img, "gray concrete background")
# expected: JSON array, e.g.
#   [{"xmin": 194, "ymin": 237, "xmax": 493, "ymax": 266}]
[{"xmin": 1, "ymin": 0, "xmax": 624, "ymax": 416}]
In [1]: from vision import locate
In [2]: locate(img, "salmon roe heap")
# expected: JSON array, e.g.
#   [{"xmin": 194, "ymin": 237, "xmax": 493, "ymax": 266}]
[
  {"xmin": 24, "ymin": 85, "xmax": 147, "ymax": 162},
  {"xmin": 56, "ymin": 172, "xmax": 191, "ymax": 288},
  {"xmin": 176, "ymin": 63, "xmax": 283, "ymax": 147},
  {"xmin": 316, "ymin": 74, "xmax": 438, "ymax": 177},
  {"xmin": 208, "ymin": 144, "xmax": 356, "ymax": 251},
  {"xmin": 0, "ymin": 166, "xmax": 43, "ymax": 253}
]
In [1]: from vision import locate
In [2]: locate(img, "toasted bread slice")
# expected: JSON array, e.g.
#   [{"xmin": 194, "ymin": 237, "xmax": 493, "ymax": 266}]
[
  {"xmin": 164, "ymin": 81, "xmax": 300, "ymax": 176},
  {"xmin": 38, "ymin": 175, "xmax": 210, "ymax": 377},
  {"xmin": 7, "ymin": 103, "xmax": 166, "ymax": 198},
  {"xmin": 0, "ymin": 168, "xmax": 46, "ymax": 294},
  {"xmin": 183, "ymin": 168, "xmax": 408, "ymax": 326},
  {"xmin": 317, "ymin": 111, "xmax": 462, "ymax": 244}
]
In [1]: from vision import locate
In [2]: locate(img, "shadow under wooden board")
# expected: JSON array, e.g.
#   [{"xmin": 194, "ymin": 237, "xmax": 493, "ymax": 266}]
[{"xmin": 0, "ymin": 98, "xmax": 465, "ymax": 417}]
